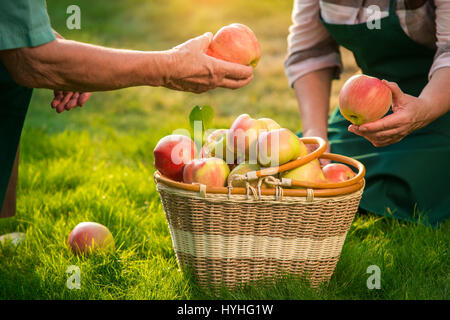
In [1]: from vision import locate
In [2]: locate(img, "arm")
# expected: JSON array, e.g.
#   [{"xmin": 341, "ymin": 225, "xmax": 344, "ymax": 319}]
[
  {"xmin": 349, "ymin": 0, "xmax": 450, "ymax": 146},
  {"xmin": 349, "ymin": 67, "xmax": 450, "ymax": 146},
  {"xmin": 293, "ymin": 67, "xmax": 334, "ymax": 149},
  {"xmin": 0, "ymin": 32, "xmax": 253, "ymax": 93},
  {"xmin": 285, "ymin": 0, "xmax": 342, "ymax": 157},
  {"xmin": 50, "ymin": 29, "xmax": 93, "ymax": 112}
]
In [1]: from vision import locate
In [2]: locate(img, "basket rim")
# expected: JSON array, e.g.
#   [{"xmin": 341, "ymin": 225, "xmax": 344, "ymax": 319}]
[
  {"xmin": 156, "ymin": 176, "xmax": 364, "ymax": 200},
  {"xmin": 155, "ymin": 151, "xmax": 365, "ymax": 198}
]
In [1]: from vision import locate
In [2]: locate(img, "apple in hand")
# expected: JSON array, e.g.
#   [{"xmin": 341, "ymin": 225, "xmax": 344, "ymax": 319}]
[
  {"xmin": 183, "ymin": 157, "xmax": 230, "ymax": 187},
  {"xmin": 227, "ymin": 114, "xmax": 268, "ymax": 163},
  {"xmin": 68, "ymin": 222, "xmax": 115, "ymax": 255},
  {"xmin": 339, "ymin": 74, "xmax": 392, "ymax": 125},
  {"xmin": 322, "ymin": 163, "xmax": 356, "ymax": 182},
  {"xmin": 206, "ymin": 23, "xmax": 261, "ymax": 67},
  {"xmin": 154, "ymin": 135, "xmax": 197, "ymax": 181},
  {"xmin": 257, "ymin": 128, "xmax": 306, "ymax": 167},
  {"xmin": 280, "ymin": 159, "xmax": 327, "ymax": 185}
]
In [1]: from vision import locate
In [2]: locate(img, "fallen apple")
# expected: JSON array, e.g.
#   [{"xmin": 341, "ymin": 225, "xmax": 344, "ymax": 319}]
[
  {"xmin": 183, "ymin": 157, "xmax": 230, "ymax": 187},
  {"xmin": 154, "ymin": 135, "xmax": 197, "ymax": 181},
  {"xmin": 339, "ymin": 74, "xmax": 392, "ymax": 125},
  {"xmin": 322, "ymin": 163, "xmax": 356, "ymax": 182},
  {"xmin": 257, "ymin": 128, "xmax": 306, "ymax": 167},
  {"xmin": 68, "ymin": 222, "xmax": 115, "ymax": 255},
  {"xmin": 206, "ymin": 23, "xmax": 261, "ymax": 67}
]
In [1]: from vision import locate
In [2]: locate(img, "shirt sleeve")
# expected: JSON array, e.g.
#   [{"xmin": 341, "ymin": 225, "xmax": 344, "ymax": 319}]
[
  {"xmin": 284, "ymin": 0, "xmax": 342, "ymax": 87},
  {"xmin": 429, "ymin": 0, "xmax": 450, "ymax": 79},
  {"xmin": 0, "ymin": 0, "xmax": 56, "ymax": 50}
]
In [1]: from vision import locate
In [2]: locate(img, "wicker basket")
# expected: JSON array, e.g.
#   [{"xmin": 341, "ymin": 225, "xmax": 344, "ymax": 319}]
[{"xmin": 155, "ymin": 137, "xmax": 365, "ymax": 289}]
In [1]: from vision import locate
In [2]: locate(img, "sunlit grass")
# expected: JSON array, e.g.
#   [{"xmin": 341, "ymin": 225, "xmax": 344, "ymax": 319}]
[{"xmin": 0, "ymin": 0, "xmax": 448, "ymax": 300}]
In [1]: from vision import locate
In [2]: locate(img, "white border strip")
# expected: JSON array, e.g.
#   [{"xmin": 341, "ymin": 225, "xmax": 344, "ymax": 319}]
[{"xmin": 169, "ymin": 228, "xmax": 347, "ymax": 260}]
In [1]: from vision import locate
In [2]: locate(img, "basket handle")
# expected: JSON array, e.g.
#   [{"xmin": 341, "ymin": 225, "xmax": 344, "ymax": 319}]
[
  {"xmin": 242, "ymin": 136, "xmax": 366, "ymax": 189},
  {"xmin": 281, "ymin": 152, "xmax": 366, "ymax": 189},
  {"xmin": 248, "ymin": 136, "xmax": 327, "ymax": 178}
]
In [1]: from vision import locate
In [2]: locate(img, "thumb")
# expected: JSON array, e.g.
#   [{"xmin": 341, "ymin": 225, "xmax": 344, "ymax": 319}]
[
  {"xmin": 184, "ymin": 32, "xmax": 213, "ymax": 52},
  {"xmin": 382, "ymin": 80, "xmax": 403, "ymax": 106}
]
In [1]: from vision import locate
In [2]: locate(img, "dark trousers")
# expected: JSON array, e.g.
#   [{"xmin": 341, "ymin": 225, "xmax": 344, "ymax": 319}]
[{"xmin": 0, "ymin": 147, "xmax": 18, "ymax": 218}]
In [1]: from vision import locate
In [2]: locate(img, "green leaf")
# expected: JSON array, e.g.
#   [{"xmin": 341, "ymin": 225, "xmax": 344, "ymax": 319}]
[{"xmin": 189, "ymin": 105, "xmax": 214, "ymax": 132}]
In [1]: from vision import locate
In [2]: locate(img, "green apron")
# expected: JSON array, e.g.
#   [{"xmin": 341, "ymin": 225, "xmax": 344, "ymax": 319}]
[
  {"xmin": 0, "ymin": 0, "xmax": 55, "ymax": 213},
  {"xmin": 318, "ymin": 0, "xmax": 450, "ymax": 226}
]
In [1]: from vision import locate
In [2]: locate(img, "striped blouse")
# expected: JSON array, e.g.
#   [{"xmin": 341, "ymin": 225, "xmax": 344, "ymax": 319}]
[{"xmin": 285, "ymin": 0, "xmax": 450, "ymax": 87}]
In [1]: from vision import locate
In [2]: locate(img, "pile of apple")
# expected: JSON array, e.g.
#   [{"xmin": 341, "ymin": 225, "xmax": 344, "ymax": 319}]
[{"xmin": 154, "ymin": 114, "xmax": 356, "ymax": 189}]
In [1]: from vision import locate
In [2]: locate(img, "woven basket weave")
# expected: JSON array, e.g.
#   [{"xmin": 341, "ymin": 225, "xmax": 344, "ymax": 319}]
[{"xmin": 155, "ymin": 137, "xmax": 365, "ymax": 289}]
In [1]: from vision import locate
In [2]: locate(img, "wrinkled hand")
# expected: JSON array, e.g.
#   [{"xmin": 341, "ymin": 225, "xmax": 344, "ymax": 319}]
[
  {"xmin": 165, "ymin": 32, "xmax": 254, "ymax": 93},
  {"xmin": 51, "ymin": 91, "xmax": 92, "ymax": 113},
  {"xmin": 348, "ymin": 80, "xmax": 431, "ymax": 147}
]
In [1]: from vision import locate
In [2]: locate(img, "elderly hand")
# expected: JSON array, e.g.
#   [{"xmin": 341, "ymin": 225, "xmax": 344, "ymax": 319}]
[
  {"xmin": 165, "ymin": 32, "xmax": 254, "ymax": 93},
  {"xmin": 51, "ymin": 91, "xmax": 92, "ymax": 113},
  {"xmin": 348, "ymin": 80, "xmax": 434, "ymax": 147}
]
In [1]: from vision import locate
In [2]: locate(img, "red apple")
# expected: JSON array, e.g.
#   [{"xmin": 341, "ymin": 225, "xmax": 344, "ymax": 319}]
[
  {"xmin": 322, "ymin": 163, "xmax": 356, "ymax": 182},
  {"xmin": 257, "ymin": 128, "xmax": 306, "ymax": 167},
  {"xmin": 280, "ymin": 159, "xmax": 328, "ymax": 185},
  {"xmin": 258, "ymin": 118, "xmax": 281, "ymax": 131},
  {"xmin": 154, "ymin": 135, "xmax": 197, "ymax": 181},
  {"xmin": 200, "ymin": 129, "xmax": 228, "ymax": 160},
  {"xmin": 227, "ymin": 114, "xmax": 268, "ymax": 163},
  {"xmin": 206, "ymin": 23, "xmax": 261, "ymax": 67},
  {"xmin": 68, "ymin": 222, "xmax": 115, "ymax": 255},
  {"xmin": 183, "ymin": 157, "xmax": 230, "ymax": 187},
  {"xmin": 339, "ymin": 74, "xmax": 392, "ymax": 125}
]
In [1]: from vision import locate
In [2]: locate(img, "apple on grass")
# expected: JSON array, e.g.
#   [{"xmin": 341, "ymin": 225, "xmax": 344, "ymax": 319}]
[
  {"xmin": 206, "ymin": 23, "xmax": 261, "ymax": 67},
  {"xmin": 339, "ymin": 74, "xmax": 392, "ymax": 125},
  {"xmin": 68, "ymin": 222, "xmax": 115, "ymax": 255},
  {"xmin": 153, "ymin": 135, "xmax": 197, "ymax": 181},
  {"xmin": 183, "ymin": 157, "xmax": 230, "ymax": 187},
  {"xmin": 322, "ymin": 163, "xmax": 356, "ymax": 182},
  {"xmin": 257, "ymin": 128, "xmax": 306, "ymax": 167}
]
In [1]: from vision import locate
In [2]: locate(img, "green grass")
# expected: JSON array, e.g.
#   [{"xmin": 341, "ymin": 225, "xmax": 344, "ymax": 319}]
[{"xmin": 0, "ymin": 0, "xmax": 448, "ymax": 300}]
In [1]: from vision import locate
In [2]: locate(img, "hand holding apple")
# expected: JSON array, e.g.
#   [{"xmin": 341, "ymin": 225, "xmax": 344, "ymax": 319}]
[
  {"xmin": 348, "ymin": 80, "xmax": 440, "ymax": 147},
  {"xmin": 339, "ymin": 74, "xmax": 392, "ymax": 125},
  {"xmin": 206, "ymin": 23, "xmax": 261, "ymax": 67}
]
